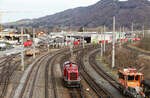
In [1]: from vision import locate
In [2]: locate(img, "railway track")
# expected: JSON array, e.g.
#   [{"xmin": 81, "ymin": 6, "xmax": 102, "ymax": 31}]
[
  {"xmin": 0, "ymin": 54, "xmax": 19, "ymax": 66},
  {"xmin": 89, "ymin": 50, "xmax": 120, "ymax": 90},
  {"xmin": 13, "ymin": 44, "xmax": 115, "ymax": 98},
  {"xmin": 0, "ymin": 53, "xmax": 31, "ymax": 98},
  {"xmin": 60, "ymin": 50, "xmax": 85, "ymax": 98},
  {"xmin": 76, "ymin": 48, "xmax": 112, "ymax": 98},
  {"xmin": 20, "ymin": 51, "xmax": 55, "ymax": 98},
  {"xmin": 0, "ymin": 53, "xmax": 20, "ymax": 98},
  {"xmin": 17, "ymin": 46, "xmax": 86, "ymax": 98},
  {"xmin": 45, "ymin": 49, "xmax": 71, "ymax": 98},
  {"xmin": 60, "ymin": 45, "xmax": 112, "ymax": 98},
  {"xmin": 68, "ymin": 86, "xmax": 84, "ymax": 98},
  {"xmin": 46, "ymin": 46, "xmax": 96, "ymax": 98}
]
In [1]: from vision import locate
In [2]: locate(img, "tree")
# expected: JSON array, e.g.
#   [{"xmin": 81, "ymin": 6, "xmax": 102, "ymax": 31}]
[
  {"xmin": 10, "ymin": 25, "xmax": 14, "ymax": 29},
  {"xmin": 78, "ymin": 27, "xmax": 83, "ymax": 32}
]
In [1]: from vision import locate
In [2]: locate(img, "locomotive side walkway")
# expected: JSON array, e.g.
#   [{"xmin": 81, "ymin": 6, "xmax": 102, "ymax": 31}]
[{"xmin": 84, "ymin": 48, "xmax": 124, "ymax": 98}]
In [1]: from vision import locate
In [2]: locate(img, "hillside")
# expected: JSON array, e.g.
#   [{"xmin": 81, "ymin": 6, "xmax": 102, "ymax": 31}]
[{"xmin": 5, "ymin": 0, "xmax": 150, "ymax": 29}]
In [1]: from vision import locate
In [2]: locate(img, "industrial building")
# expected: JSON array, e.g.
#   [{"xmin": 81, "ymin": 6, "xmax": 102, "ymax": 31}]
[{"xmin": 50, "ymin": 31, "xmax": 126, "ymax": 44}]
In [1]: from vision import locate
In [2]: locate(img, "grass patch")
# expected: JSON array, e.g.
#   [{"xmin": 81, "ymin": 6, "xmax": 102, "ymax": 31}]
[{"xmin": 97, "ymin": 56, "xmax": 119, "ymax": 80}]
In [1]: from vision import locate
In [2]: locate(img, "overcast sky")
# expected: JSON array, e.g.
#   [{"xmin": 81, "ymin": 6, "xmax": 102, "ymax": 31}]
[{"xmin": 0, "ymin": 0, "xmax": 99, "ymax": 23}]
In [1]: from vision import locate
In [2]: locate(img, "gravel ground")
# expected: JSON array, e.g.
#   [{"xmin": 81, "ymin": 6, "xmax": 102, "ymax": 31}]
[
  {"xmin": 54, "ymin": 63, "xmax": 70, "ymax": 98},
  {"xmin": 5, "ymin": 71, "xmax": 23, "ymax": 98},
  {"xmin": 10, "ymin": 49, "xmax": 59, "ymax": 98},
  {"xmin": 84, "ymin": 48, "xmax": 124, "ymax": 98}
]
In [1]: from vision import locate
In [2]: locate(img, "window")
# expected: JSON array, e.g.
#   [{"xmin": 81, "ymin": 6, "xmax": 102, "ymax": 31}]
[
  {"xmin": 118, "ymin": 72, "xmax": 124, "ymax": 80},
  {"xmin": 135, "ymin": 75, "xmax": 139, "ymax": 80},
  {"xmin": 128, "ymin": 76, "xmax": 134, "ymax": 80}
]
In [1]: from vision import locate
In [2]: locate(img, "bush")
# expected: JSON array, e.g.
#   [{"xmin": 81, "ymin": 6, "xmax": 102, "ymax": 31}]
[{"xmin": 103, "ymin": 47, "xmax": 138, "ymax": 69}]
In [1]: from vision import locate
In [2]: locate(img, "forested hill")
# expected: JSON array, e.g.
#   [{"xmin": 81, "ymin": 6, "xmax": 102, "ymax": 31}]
[{"xmin": 5, "ymin": 0, "xmax": 150, "ymax": 29}]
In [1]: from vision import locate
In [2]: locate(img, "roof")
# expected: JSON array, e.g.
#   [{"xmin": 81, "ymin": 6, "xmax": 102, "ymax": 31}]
[{"xmin": 119, "ymin": 68, "xmax": 143, "ymax": 76}]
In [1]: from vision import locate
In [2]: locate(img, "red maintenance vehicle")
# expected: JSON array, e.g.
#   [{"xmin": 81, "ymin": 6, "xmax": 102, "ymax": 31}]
[
  {"xmin": 24, "ymin": 40, "xmax": 32, "ymax": 47},
  {"xmin": 63, "ymin": 61, "xmax": 81, "ymax": 87}
]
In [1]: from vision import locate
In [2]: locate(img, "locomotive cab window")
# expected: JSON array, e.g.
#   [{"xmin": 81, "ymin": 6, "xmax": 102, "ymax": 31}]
[
  {"xmin": 128, "ymin": 76, "xmax": 134, "ymax": 81},
  {"xmin": 65, "ymin": 63, "xmax": 77, "ymax": 67},
  {"xmin": 66, "ymin": 64, "xmax": 70, "ymax": 67},
  {"xmin": 135, "ymin": 75, "xmax": 139, "ymax": 80},
  {"xmin": 118, "ymin": 72, "xmax": 125, "ymax": 80}
]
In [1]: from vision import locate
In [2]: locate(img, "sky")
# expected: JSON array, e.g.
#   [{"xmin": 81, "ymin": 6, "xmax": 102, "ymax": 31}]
[{"xmin": 0, "ymin": 0, "xmax": 99, "ymax": 23}]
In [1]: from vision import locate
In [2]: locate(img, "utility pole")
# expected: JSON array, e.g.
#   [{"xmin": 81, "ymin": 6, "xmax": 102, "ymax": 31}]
[
  {"xmin": 83, "ymin": 27, "xmax": 85, "ymax": 48},
  {"xmin": 120, "ymin": 26, "xmax": 122, "ymax": 33},
  {"xmin": 48, "ymin": 44, "xmax": 49, "ymax": 52},
  {"xmin": 112, "ymin": 16, "xmax": 116, "ymax": 68},
  {"xmin": 143, "ymin": 25, "xmax": 145, "ymax": 38},
  {"xmin": 63, "ymin": 31, "xmax": 65, "ymax": 47},
  {"xmin": 70, "ymin": 34, "xmax": 73, "ymax": 61},
  {"xmin": 131, "ymin": 22, "xmax": 134, "ymax": 33},
  {"xmin": 80, "ymin": 35, "xmax": 82, "ymax": 47},
  {"xmin": 66, "ymin": 34, "xmax": 68, "ymax": 47},
  {"xmin": 101, "ymin": 28, "xmax": 103, "ymax": 57},
  {"xmin": 122, "ymin": 26, "xmax": 125, "ymax": 33},
  {"xmin": 33, "ymin": 29, "xmax": 36, "ymax": 58},
  {"xmin": 120, "ymin": 26, "xmax": 122, "ymax": 47},
  {"xmin": 103, "ymin": 25, "xmax": 106, "ymax": 52},
  {"xmin": 47, "ymin": 37, "xmax": 50, "ymax": 52},
  {"xmin": 21, "ymin": 27, "xmax": 24, "ymax": 71},
  {"xmin": 131, "ymin": 23, "xmax": 134, "ymax": 43}
]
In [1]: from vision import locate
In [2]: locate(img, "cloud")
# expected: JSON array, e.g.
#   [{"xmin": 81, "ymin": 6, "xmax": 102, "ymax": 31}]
[{"xmin": 0, "ymin": 0, "xmax": 99, "ymax": 23}]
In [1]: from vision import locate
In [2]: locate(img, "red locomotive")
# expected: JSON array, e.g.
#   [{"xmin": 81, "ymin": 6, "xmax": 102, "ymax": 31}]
[{"xmin": 63, "ymin": 61, "xmax": 80, "ymax": 87}]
